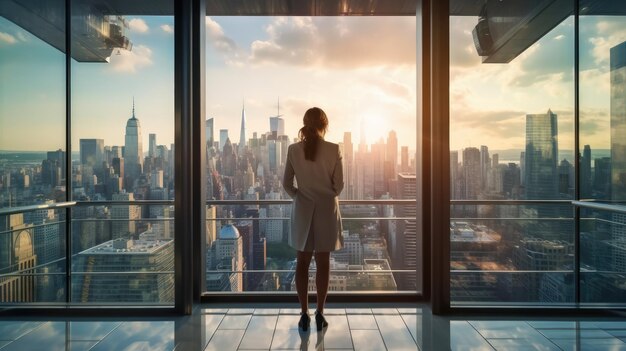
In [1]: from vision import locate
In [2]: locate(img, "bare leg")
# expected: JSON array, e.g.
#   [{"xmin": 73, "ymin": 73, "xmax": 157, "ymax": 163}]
[
  {"xmin": 296, "ymin": 251, "xmax": 313, "ymax": 313},
  {"xmin": 314, "ymin": 252, "xmax": 330, "ymax": 314}
]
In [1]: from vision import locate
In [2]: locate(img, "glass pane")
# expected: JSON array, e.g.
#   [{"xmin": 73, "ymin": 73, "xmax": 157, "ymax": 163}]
[
  {"xmin": 70, "ymin": 0, "xmax": 174, "ymax": 305},
  {"xmin": 450, "ymin": 1, "xmax": 575, "ymax": 305},
  {"xmin": 579, "ymin": 0, "xmax": 626, "ymax": 305},
  {"xmin": 0, "ymin": 0, "xmax": 67, "ymax": 303},
  {"xmin": 204, "ymin": 16, "xmax": 419, "ymax": 293}
]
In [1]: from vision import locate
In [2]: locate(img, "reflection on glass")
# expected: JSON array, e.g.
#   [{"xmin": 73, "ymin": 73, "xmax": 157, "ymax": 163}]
[
  {"xmin": 0, "ymin": 0, "xmax": 67, "ymax": 303},
  {"xmin": 450, "ymin": 1, "xmax": 575, "ymax": 304},
  {"xmin": 579, "ymin": 0, "xmax": 626, "ymax": 304}
]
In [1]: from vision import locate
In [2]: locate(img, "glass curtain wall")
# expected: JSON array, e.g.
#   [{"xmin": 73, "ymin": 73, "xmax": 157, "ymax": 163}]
[
  {"xmin": 449, "ymin": 0, "xmax": 576, "ymax": 306},
  {"xmin": 0, "ymin": 0, "xmax": 177, "ymax": 308},
  {"xmin": 0, "ymin": 0, "xmax": 68, "ymax": 304},
  {"xmin": 449, "ymin": 0, "xmax": 626, "ymax": 307},
  {"xmin": 70, "ymin": 0, "xmax": 175, "ymax": 305},
  {"xmin": 579, "ymin": 0, "xmax": 626, "ymax": 304},
  {"xmin": 203, "ymin": 16, "xmax": 420, "ymax": 294}
]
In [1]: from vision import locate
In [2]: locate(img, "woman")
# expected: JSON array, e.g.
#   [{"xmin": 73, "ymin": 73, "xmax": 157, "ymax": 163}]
[{"xmin": 283, "ymin": 107, "xmax": 344, "ymax": 332}]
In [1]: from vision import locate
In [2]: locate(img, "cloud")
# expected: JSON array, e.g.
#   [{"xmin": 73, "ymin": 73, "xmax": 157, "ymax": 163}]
[
  {"xmin": 160, "ymin": 24, "xmax": 173, "ymax": 34},
  {"xmin": 107, "ymin": 45, "xmax": 153, "ymax": 73},
  {"xmin": 128, "ymin": 18, "xmax": 149, "ymax": 33},
  {"xmin": 0, "ymin": 32, "xmax": 17, "ymax": 44},
  {"xmin": 206, "ymin": 17, "xmax": 237, "ymax": 53},
  {"xmin": 245, "ymin": 17, "xmax": 415, "ymax": 68}
]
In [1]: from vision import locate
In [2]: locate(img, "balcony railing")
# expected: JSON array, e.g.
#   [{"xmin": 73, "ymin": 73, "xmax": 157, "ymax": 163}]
[{"xmin": 1, "ymin": 199, "xmax": 624, "ymax": 307}]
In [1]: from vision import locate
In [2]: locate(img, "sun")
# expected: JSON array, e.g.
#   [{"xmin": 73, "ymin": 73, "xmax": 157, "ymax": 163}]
[{"xmin": 360, "ymin": 112, "xmax": 389, "ymax": 144}]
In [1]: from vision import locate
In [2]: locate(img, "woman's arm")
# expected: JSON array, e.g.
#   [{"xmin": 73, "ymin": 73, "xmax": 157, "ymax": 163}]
[
  {"xmin": 332, "ymin": 144, "xmax": 344, "ymax": 196},
  {"xmin": 283, "ymin": 145, "xmax": 297, "ymax": 198}
]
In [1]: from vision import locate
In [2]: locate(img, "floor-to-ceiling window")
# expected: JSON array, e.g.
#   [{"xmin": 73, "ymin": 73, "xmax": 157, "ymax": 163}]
[
  {"xmin": 449, "ymin": 0, "xmax": 576, "ymax": 306},
  {"xmin": 578, "ymin": 0, "xmax": 626, "ymax": 305},
  {"xmin": 69, "ymin": 0, "xmax": 175, "ymax": 305},
  {"xmin": 0, "ymin": 0, "xmax": 68, "ymax": 304},
  {"xmin": 203, "ymin": 15, "xmax": 421, "ymax": 295}
]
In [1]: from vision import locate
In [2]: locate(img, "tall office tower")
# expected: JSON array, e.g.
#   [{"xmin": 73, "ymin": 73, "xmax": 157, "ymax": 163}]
[
  {"xmin": 492, "ymin": 154, "xmax": 499, "ymax": 168},
  {"xmin": 239, "ymin": 103, "xmax": 247, "ymax": 153},
  {"xmin": 222, "ymin": 139, "xmax": 236, "ymax": 176},
  {"xmin": 612, "ymin": 41, "xmax": 626, "ymax": 201},
  {"xmin": 386, "ymin": 131, "xmax": 398, "ymax": 174},
  {"xmin": 148, "ymin": 134, "xmax": 157, "ymax": 158},
  {"xmin": 79, "ymin": 139, "xmax": 105, "ymax": 169},
  {"xmin": 215, "ymin": 224, "xmax": 244, "ymax": 292},
  {"xmin": 520, "ymin": 151, "xmax": 526, "ymax": 186},
  {"xmin": 150, "ymin": 170, "xmax": 164, "ymax": 189},
  {"xmin": 342, "ymin": 132, "xmax": 354, "ymax": 199},
  {"xmin": 42, "ymin": 149, "xmax": 65, "ymax": 187},
  {"xmin": 269, "ymin": 116, "xmax": 284, "ymax": 136},
  {"xmin": 524, "ymin": 110, "xmax": 558, "ymax": 200},
  {"xmin": 372, "ymin": 140, "xmax": 386, "ymax": 198},
  {"xmin": 401, "ymin": 146, "xmax": 410, "ymax": 172},
  {"xmin": 450, "ymin": 151, "xmax": 459, "ymax": 200},
  {"xmin": 581, "ymin": 145, "xmax": 592, "ymax": 198},
  {"xmin": 124, "ymin": 101, "xmax": 144, "ymax": 189},
  {"xmin": 219, "ymin": 129, "xmax": 229, "ymax": 152},
  {"xmin": 206, "ymin": 117, "xmax": 214, "ymax": 146},
  {"xmin": 594, "ymin": 157, "xmax": 611, "ymax": 196},
  {"xmin": 610, "ymin": 42, "xmax": 626, "ymax": 271},
  {"xmin": 462, "ymin": 147, "xmax": 481, "ymax": 199},
  {"xmin": 0, "ymin": 214, "xmax": 36, "ymax": 302},
  {"xmin": 480, "ymin": 145, "xmax": 490, "ymax": 192},
  {"xmin": 396, "ymin": 173, "xmax": 417, "ymax": 291},
  {"xmin": 72, "ymin": 237, "xmax": 174, "ymax": 303},
  {"xmin": 111, "ymin": 192, "xmax": 140, "ymax": 239}
]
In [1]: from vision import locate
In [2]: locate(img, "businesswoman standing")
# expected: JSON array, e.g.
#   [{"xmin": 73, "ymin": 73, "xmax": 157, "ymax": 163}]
[{"xmin": 283, "ymin": 107, "xmax": 344, "ymax": 332}]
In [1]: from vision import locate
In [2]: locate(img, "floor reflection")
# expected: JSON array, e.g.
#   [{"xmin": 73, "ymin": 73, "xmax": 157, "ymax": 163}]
[{"xmin": 0, "ymin": 304, "xmax": 625, "ymax": 350}]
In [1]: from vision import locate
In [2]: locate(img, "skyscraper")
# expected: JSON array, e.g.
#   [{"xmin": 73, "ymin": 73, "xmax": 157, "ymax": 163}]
[
  {"xmin": 610, "ymin": 41, "xmax": 626, "ymax": 271},
  {"xmin": 79, "ymin": 139, "xmax": 104, "ymax": 169},
  {"xmin": 524, "ymin": 110, "xmax": 558, "ymax": 200},
  {"xmin": 611, "ymin": 41, "xmax": 626, "ymax": 201},
  {"xmin": 270, "ymin": 98, "xmax": 285, "ymax": 137},
  {"xmin": 401, "ymin": 146, "xmax": 409, "ymax": 172},
  {"xmin": 149, "ymin": 133, "xmax": 157, "ymax": 158},
  {"xmin": 581, "ymin": 145, "xmax": 592, "ymax": 198},
  {"xmin": 124, "ymin": 100, "xmax": 144, "ymax": 189},
  {"xmin": 269, "ymin": 116, "xmax": 285, "ymax": 137},
  {"xmin": 206, "ymin": 117, "xmax": 214, "ymax": 146},
  {"xmin": 342, "ymin": 132, "xmax": 354, "ymax": 199},
  {"xmin": 219, "ymin": 129, "xmax": 229, "ymax": 151},
  {"xmin": 462, "ymin": 147, "xmax": 481, "ymax": 199},
  {"xmin": 239, "ymin": 103, "xmax": 247, "ymax": 152},
  {"xmin": 480, "ymin": 145, "xmax": 490, "ymax": 191},
  {"xmin": 396, "ymin": 173, "xmax": 417, "ymax": 291}
]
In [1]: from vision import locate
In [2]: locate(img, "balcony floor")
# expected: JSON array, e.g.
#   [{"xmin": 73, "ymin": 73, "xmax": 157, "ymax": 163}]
[{"xmin": 0, "ymin": 303, "xmax": 626, "ymax": 350}]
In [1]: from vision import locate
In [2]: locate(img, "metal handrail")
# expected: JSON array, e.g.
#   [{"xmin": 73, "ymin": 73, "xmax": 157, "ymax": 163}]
[
  {"xmin": 205, "ymin": 269, "xmax": 415, "ymax": 273},
  {"xmin": 0, "ymin": 201, "xmax": 76, "ymax": 216},
  {"xmin": 451, "ymin": 200, "xmax": 572, "ymax": 205},
  {"xmin": 572, "ymin": 200, "xmax": 626, "ymax": 215}
]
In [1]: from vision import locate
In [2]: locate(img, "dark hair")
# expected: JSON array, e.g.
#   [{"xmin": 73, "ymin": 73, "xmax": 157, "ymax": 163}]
[{"xmin": 298, "ymin": 107, "xmax": 328, "ymax": 161}]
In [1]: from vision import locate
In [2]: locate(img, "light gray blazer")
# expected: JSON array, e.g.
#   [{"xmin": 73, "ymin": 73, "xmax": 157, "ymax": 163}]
[{"xmin": 283, "ymin": 140, "xmax": 344, "ymax": 252}]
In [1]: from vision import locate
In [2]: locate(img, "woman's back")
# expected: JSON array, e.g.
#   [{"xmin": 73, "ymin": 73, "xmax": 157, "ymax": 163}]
[{"xmin": 285, "ymin": 140, "xmax": 343, "ymax": 201}]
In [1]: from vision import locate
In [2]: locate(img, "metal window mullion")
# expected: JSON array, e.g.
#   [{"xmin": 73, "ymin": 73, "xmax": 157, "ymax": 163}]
[
  {"xmin": 64, "ymin": 0, "xmax": 72, "ymax": 305},
  {"xmin": 574, "ymin": 0, "xmax": 581, "ymax": 306}
]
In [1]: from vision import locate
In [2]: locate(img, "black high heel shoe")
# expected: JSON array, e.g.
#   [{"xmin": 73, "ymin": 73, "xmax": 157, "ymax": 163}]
[
  {"xmin": 298, "ymin": 312, "xmax": 311, "ymax": 331},
  {"xmin": 315, "ymin": 311, "xmax": 328, "ymax": 331}
]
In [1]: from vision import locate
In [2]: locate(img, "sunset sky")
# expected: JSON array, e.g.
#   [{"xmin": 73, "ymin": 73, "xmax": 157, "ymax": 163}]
[{"xmin": 0, "ymin": 14, "xmax": 621, "ymax": 154}]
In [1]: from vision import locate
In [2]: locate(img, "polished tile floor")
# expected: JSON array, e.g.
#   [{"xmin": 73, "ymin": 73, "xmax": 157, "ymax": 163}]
[{"xmin": 0, "ymin": 304, "xmax": 626, "ymax": 350}]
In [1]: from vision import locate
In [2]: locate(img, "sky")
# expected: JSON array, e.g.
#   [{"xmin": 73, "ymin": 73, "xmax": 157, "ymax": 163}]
[{"xmin": 0, "ymin": 13, "xmax": 622, "ymax": 154}]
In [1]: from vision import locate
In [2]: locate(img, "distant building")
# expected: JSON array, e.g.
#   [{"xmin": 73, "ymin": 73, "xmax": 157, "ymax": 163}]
[
  {"xmin": 72, "ymin": 236, "xmax": 174, "ymax": 303},
  {"xmin": 396, "ymin": 173, "xmax": 417, "ymax": 291},
  {"xmin": 124, "ymin": 101, "xmax": 144, "ymax": 189}
]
